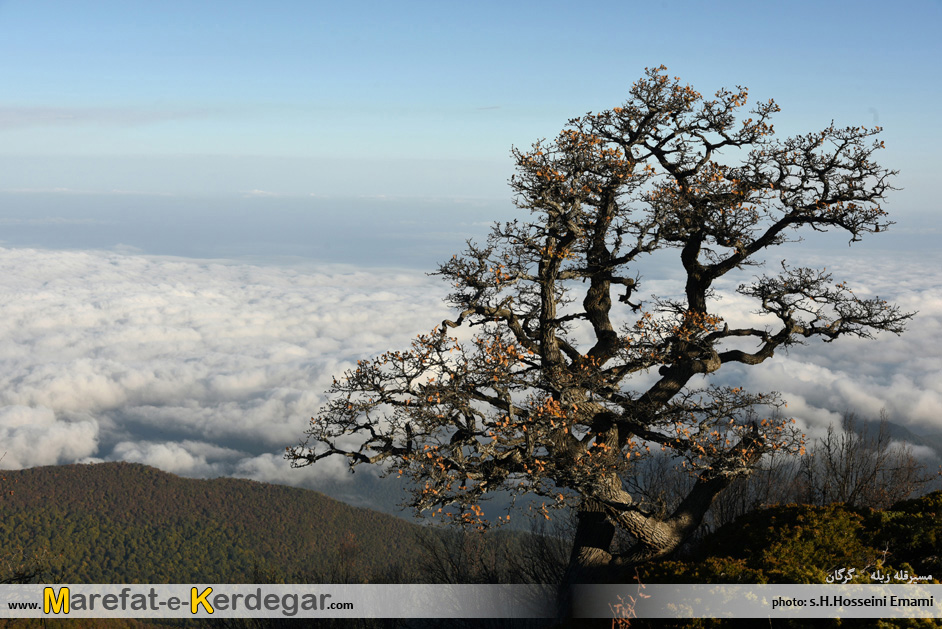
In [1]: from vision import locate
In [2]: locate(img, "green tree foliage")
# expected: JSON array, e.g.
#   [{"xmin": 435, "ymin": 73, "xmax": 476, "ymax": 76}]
[
  {"xmin": 635, "ymin": 492, "xmax": 942, "ymax": 628},
  {"xmin": 647, "ymin": 492, "xmax": 942, "ymax": 584},
  {"xmin": 0, "ymin": 462, "xmax": 434, "ymax": 583}
]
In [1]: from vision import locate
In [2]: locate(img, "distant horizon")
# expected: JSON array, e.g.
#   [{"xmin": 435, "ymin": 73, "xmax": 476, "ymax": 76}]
[{"xmin": 2, "ymin": 190, "xmax": 939, "ymax": 269}]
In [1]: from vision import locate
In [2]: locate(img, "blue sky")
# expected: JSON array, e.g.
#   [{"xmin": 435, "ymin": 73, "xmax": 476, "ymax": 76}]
[
  {"xmin": 1, "ymin": 1, "xmax": 941, "ymax": 505},
  {"xmin": 1, "ymin": 0, "xmax": 940, "ymax": 204}
]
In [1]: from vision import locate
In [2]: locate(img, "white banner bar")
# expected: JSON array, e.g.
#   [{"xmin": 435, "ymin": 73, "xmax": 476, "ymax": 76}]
[
  {"xmin": 0, "ymin": 584, "xmax": 556, "ymax": 619},
  {"xmin": 4, "ymin": 583, "xmax": 940, "ymax": 619},
  {"xmin": 575, "ymin": 584, "xmax": 941, "ymax": 619}
]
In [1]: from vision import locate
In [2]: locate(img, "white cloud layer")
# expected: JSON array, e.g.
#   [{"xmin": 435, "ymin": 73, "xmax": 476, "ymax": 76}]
[
  {"xmin": 706, "ymin": 253, "xmax": 942, "ymax": 438},
  {"xmin": 0, "ymin": 405, "xmax": 98, "ymax": 468},
  {"xmin": 0, "ymin": 247, "xmax": 451, "ymax": 489},
  {"xmin": 1, "ymin": 246, "xmax": 940, "ymax": 494}
]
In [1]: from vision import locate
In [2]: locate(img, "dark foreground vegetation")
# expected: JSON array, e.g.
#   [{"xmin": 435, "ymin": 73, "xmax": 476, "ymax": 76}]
[
  {"xmin": 1, "ymin": 455, "xmax": 941, "ymax": 628},
  {"xmin": 641, "ymin": 491, "xmax": 942, "ymax": 585}
]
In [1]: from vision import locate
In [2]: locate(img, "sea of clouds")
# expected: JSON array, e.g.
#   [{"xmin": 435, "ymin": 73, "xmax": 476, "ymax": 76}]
[
  {"xmin": 1, "ymin": 242, "xmax": 940, "ymax": 498},
  {"xmin": 0, "ymin": 247, "xmax": 452, "ymax": 487}
]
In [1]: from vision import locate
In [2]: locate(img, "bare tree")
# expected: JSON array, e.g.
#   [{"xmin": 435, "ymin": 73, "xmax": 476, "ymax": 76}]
[
  {"xmin": 287, "ymin": 66, "xmax": 911, "ymax": 588},
  {"xmin": 416, "ymin": 514, "xmax": 572, "ymax": 587},
  {"xmin": 796, "ymin": 410, "xmax": 936, "ymax": 509},
  {"xmin": 703, "ymin": 444, "xmax": 800, "ymax": 529},
  {"xmin": 416, "ymin": 528, "xmax": 508, "ymax": 585}
]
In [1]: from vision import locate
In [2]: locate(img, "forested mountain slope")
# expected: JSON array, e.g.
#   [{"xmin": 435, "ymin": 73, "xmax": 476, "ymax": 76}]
[{"xmin": 0, "ymin": 462, "xmax": 437, "ymax": 583}]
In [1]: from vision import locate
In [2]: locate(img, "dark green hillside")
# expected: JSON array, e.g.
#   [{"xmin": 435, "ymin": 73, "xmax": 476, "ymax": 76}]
[
  {"xmin": 638, "ymin": 490, "xmax": 942, "ymax": 586},
  {"xmin": 0, "ymin": 462, "xmax": 436, "ymax": 583},
  {"xmin": 629, "ymin": 493, "xmax": 942, "ymax": 628}
]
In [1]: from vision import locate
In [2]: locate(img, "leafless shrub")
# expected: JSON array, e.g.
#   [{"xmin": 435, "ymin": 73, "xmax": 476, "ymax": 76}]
[{"xmin": 795, "ymin": 410, "xmax": 937, "ymax": 509}]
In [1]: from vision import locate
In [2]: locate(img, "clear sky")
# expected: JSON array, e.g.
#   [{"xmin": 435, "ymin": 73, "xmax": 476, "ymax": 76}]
[
  {"xmin": 1, "ymin": 0, "xmax": 941, "ymax": 505},
  {"xmin": 1, "ymin": 0, "xmax": 940, "ymax": 203}
]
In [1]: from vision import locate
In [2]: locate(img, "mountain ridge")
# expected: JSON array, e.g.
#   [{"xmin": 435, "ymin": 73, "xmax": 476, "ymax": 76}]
[{"xmin": 0, "ymin": 461, "xmax": 441, "ymax": 584}]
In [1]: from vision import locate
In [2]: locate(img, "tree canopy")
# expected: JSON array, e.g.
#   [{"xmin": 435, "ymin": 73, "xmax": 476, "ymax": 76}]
[{"xmin": 287, "ymin": 66, "xmax": 912, "ymax": 582}]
